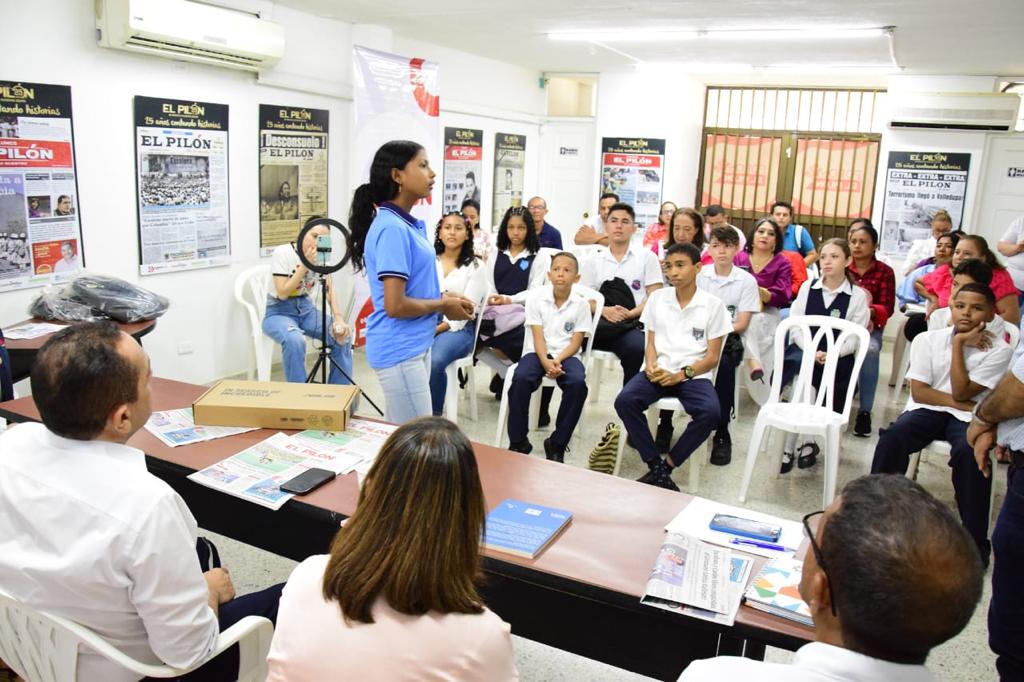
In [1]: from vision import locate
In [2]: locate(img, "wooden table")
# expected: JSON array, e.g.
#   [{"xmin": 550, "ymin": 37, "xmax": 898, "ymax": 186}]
[
  {"xmin": 0, "ymin": 378, "xmax": 813, "ymax": 680},
  {"xmin": 3, "ymin": 318, "xmax": 157, "ymax": 382}
]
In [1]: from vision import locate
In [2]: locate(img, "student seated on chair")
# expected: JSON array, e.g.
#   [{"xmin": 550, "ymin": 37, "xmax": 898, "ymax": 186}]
[
  {"xmin": 614, "ymin": 242, "xmax": 732, "ymax": 491},
  {"xmin": 0, "ymin": 322, "xmax": 283, "ymax": 682},
  {"xmin": 506, "ymin": 252, "xmax": 592, "ymax": 462},
  {"xmin": 697, "ymin": 226, "xmax": 761, "ymax": 466},
  {"xmin": 778, "ymin": 238, "xmax": 869, "ymax": 474},
  {"xmin": 267, "ymin": 418, "xmax": 517, "ymax": 681},
  {"xmin": 263, "ymin": 223, "xmax": 354, "ymax": 384},
  {"xmin": 680, "ymin": 475, "xmax": 983, "ymax": 681},
  {"xmin": 926, "ymin": 259, "xmax": 1007, "ymax": 339},
  {"xmin": 871, "ymin": 283, "xmax": 1012, "ymax": 567}
]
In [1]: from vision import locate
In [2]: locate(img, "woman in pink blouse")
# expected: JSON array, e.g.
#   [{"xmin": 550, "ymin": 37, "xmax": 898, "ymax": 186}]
[
  {"xmin": 267, "ymin": 418, "xmax": 518, "ymax": 681},
  {"xmin": 734, "ymin": 217, "xmax": 793, "ymax": 398},
  {"xmin": 915, "ymin": 234, "xmax": 1020, "ymax": 326},
  {"xmin": 644, "ymin": 201, "xmax": 676, "ymax": 255}
]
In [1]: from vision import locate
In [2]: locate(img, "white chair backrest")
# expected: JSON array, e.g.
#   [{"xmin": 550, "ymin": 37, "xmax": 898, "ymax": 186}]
[
  {"xmin": 0, "ymin": 591, "xmax": 78, "ymax": 682},
  {"xmin": 233, "ymin": 264, "xmax": 273, "ymax": 329},
  {"xmin": 572, "ymin": 283, "xmax": 605, "ymax": 367},
  {"xmin": 1007, "ymin": 320, "xmax": 1021, "ymax": 350},
  {"xmin": 768, "ymin": 315, "xmax": 871, "ymax": 421}
]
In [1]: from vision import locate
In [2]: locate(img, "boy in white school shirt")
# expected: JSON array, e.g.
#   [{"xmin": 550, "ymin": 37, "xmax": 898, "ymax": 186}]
[
  {"xmin": 614, "ymin": 242, "xmax": 732, "ymax": 490},
  {"xmin": 506, "ymin": 252, "xmax": 592, "ymax": 462},
  {"xmin": 697, "ymin": 226, "xmax": 761, "ymax": 465},
  {"xmin": 871, "ymin": 283, "xmax": 1012, "ymax": 566}
]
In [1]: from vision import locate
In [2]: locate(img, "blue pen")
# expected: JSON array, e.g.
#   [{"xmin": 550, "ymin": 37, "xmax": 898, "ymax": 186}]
[{"xmin": 730, "ymin": 538, "xmax": 794, "ymax": 552}]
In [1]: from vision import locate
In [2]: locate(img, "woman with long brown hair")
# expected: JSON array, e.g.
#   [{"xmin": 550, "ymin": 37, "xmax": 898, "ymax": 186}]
[{"xmin": 267, "ymin": 418, "xmax": 516, "ymax": 681}]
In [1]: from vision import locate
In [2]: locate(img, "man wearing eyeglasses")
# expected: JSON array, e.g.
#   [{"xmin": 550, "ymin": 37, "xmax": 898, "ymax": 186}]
[
  {"xmin": 527, "ymin": 196, "xmax": 562, "ymax": 250},
  {"xmin": 680, "ymin": 475, "xmax": 983, "ymax": 681},
  {"xmin": 968, "ymin": 351, "xmax": 1024, "ymax": 681}
]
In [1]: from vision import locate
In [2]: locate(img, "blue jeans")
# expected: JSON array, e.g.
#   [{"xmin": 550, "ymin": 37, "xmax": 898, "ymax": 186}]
[
  {"xmin": 991, "ymin": 464, "xmax": 1024, "ymax": 680},
  {"xmin": 375, "ymin": 350, "xmax": 432, "ymax": 425},
  {"xmin": 429, "ymin": 325, "xmax": 476, "ymax": 416},
  {"xmin": 856, "ymin": 328, "xmax": 883, "ymax": 413},
  {"xmin": 262, "ymin": 296, "xmax": 353, "ymax": 385}
]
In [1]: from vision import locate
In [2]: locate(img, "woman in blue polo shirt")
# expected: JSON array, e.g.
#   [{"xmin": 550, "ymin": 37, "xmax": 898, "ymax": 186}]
[{"xmin": 349, "ymin": 141, "xmax": 475, "ymax": 424}]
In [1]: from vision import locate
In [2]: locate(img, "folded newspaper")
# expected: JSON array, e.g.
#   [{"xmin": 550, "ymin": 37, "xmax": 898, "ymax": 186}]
[
  {"xmin": 186, "ymin": 419, "xmax": 398, "ymax": 510},
  {"xmin": 641, "ymin": 532, "xmax": 746, "ymax": 622},
  {"xmin": 145, "ymin": 408, "xmax": 256, "ymax": 447}
]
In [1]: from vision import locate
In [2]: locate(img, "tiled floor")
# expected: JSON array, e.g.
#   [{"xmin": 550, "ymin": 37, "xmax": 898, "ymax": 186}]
[{"xmin": 214, "ymin": 337, "xmax": 1003, "ymax": 681}]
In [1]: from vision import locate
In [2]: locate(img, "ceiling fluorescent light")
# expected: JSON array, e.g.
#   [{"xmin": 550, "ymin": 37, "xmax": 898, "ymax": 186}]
[
  {"xmin": 765, "ymin": 63, "xmax": 899, "ymax": 72},
  {"xmin": 548, "ymin": 26, "xmax": 890, "ymax": 43},
  {"xmin": 549, "ymin": 29, "xmax": 696, "ymax": 42}
]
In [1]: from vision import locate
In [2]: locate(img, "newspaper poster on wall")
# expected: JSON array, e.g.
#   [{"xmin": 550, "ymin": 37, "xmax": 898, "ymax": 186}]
[
  {"xmin": 442, "ymin": 127, "xmax": 483, "ymax": 215},
  {"xmin": 601, "ymin": 137, "xmax": 666, "ymax": 235},
  {"xmin": 258, "ymin": 105, "xmax": 329, "ymax": 256},
  {"xmin": 134, "ymin": 96, "xmax": 231, "ymax": 275},
  {"xmin": 492, "ymin": 133, "xmax": 526, "ymax": 225},
  {"xmin": 879, "ymin": 151, "xmax": 971, "ymax": 256},
  {"xmin": 0, "ymin": 80, "xmax": 85, "ymax": 291}
]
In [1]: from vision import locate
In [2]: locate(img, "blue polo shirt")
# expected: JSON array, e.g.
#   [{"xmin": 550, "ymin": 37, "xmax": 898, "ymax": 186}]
[
  {"xmin": 538, "ymin": 221, "xmax": 563, "ymax": 250},
  {"xmin": 364, "ymin": 202, "xmax": 441, "ymax": 369},
  {"xmin": 782, "ymin": 223, "xmax": 815, "ymax": 256}
]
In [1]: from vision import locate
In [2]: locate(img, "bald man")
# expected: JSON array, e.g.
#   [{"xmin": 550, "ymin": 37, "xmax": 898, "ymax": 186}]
[{"xmin": 527, "ymin": 196, "xmax": 562, "ymax": 250}]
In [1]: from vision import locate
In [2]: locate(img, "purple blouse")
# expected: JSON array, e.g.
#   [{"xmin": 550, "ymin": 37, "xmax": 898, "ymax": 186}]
[{"xmin": 734, "ymin": 251, "xmax": 793, "ymax": 309}]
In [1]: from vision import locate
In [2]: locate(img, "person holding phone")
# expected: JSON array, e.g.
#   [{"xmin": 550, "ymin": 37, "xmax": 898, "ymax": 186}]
[
  {"xmin": 348, "ymin": 141, "xmax": 475, "ymax": 424},
  {"xmin": 263, "ymin": 224, "xmax": 353, "ymax": 386}
]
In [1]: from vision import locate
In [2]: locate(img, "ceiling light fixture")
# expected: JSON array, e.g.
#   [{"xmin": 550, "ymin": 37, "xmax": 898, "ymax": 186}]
[{"xmin": 548, "ymin": 26, "xmax": 891, "ymax": 43}]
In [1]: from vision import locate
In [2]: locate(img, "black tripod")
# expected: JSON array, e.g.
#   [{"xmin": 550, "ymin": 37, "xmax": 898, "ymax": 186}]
[{"xmin": 305, "ymin": 269, "xmax": 384, "ymax": 416}]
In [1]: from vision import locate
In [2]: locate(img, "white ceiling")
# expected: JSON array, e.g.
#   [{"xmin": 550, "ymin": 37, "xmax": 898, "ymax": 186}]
[{"xmin": 275, "ymin": 0, "xmax": 1024, "ymax": 78}]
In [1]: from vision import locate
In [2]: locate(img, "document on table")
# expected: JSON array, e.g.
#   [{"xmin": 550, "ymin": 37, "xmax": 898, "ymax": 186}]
[
  {"xmin": 641, "ymin": 532, "xmax": 732, "ymax": 615},
  {"xmin": 3, "ymin": 322, "xmax": 67, "ymax": 339},
  {"xmin": 664, "ymin": 497, "xmax": 803, "ymax": 559},
  {"xmin": 292, "ymin": 419, "xmax": 398, "ymax": 487},
  {"xmin": 676, "ymin": 555, "xmax": 754, "ymax": 626},
  {"xmin": 145, "ymin": 408, "xmax": 256, "ymax": 447}
]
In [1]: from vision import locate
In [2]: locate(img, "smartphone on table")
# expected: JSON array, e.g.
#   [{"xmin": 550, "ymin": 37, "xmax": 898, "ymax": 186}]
[{"xmin": 280, "ymin": 467, "xmax": 336, "ymax": 495}]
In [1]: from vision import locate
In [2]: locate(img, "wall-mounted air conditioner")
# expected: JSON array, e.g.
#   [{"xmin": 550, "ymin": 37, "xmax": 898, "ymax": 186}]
[
  {"xmin": 889, "ymin": 91, "xmax": 1020, "ymax": 132},
  {"xmin": 96, "ymin": 0, "xmax": 285, "ymax": 72}
]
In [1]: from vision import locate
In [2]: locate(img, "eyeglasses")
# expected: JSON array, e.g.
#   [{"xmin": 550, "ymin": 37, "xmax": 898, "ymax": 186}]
[
  {"xmin": 527, "ymin": 204, "xmax": 546, "ymax": 210},
  {"xmin": 802, "ymin": 510, "xmax": 837, "ymax": 617}
]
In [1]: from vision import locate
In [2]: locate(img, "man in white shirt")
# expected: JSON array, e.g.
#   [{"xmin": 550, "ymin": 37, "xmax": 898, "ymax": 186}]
[
  {"xmin": 680, "ymin": 474, "xmax": 983, "ymax": 682},
  {"xmin": 996, "ymin": 214, "xmax": 1024, "ymax": 290},
  {"xmin": 573, "ymin": 192, "xmax": 619, "ymax": 246},
  {"xmin": 0, "ymin": 322, "xmax": 282, "ymax": 681},
  {"xmin": 871, "ymin": 283, "xmax": 1012, "ymax": 565}
]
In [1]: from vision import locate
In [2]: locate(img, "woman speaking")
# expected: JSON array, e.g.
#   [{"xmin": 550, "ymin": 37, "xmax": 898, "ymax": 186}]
[{"xmin": 349, "ymin": 141, "xmax": 475, "ymax": 424}]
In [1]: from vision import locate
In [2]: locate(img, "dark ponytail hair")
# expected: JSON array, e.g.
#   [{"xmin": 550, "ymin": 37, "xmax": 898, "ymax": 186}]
[{"xmin": 348, "ymin": 140, "xmax": 424, "ymax": 272}]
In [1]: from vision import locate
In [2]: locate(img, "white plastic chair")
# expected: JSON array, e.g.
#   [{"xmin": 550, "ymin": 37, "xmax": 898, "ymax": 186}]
[
  {"xmin": 738, "ymin": 315, "xmax": 871, "ymax": 507},
  {"xmin": 890, "ymin": 303, "xmax": 927, "ymax": 395},
  {"xmin": 444, "ymin": 301, "xmax": 488, "ymax": 425},
  {"xmin": 494, "ymin": 285, "xmax": 604, "ymax": 449},
  {"xmin": 0, "ymin": 589, "xmax": 273, "ymax": 681},
  {"xmin": 234, "ymin": 265, "xmax": 275, "ymax": 382}
]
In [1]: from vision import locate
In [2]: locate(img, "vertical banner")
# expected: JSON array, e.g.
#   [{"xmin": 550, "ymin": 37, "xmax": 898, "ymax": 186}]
[
  {"xmin": 791, "ymin": 138, "xmax": 879, "ymax": 219},
  {"xmin": 0, "ymin": 80, "xmax": 84, "ymax": 289},
  {"xmin": 600, "ymin": 137, "xmax": 666, "ymax": 232},
  {"xmin": 492, "ymin": 133, "xmax": 526, "ymax": 225},
  {"xmin": 879, "ymin": 151, "xmax": 971, "ymax": 256},
  {"xmin": 442, "ymin": 127, "xmax": 483, "ymax": 214},
  {"xmin": 258, "ymin": 105, "xmax": 329, "ymax": 256},
  {"xmin": 134, "ymin": 96, "xmax": 231, "ymax": 275},
  {"xmin": 352, "ymin": 45, "xmax": 440, "ymax": 347},
  {"xmin": 701, "ymin": 134, "xmax": 781, "ymax": 214}
]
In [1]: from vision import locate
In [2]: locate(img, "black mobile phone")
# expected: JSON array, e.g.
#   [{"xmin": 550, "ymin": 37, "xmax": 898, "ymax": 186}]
[{"xmin": 280, "ymin": 467, "xmax": 336, "ymax": 495}]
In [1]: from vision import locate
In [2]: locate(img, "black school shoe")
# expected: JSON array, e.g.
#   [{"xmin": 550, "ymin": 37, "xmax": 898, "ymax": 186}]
[
  {"xmin": 797, "ymin": 442, "xmax": 819, "ymax": 469},
  {"xmin": 508, "ymin": 439, "xmax": 533, "ymax": 455},
  {"xmin": 655, "ymin": 422, "xmax": 674, "ymax": 454},
  {"xmin": 543, "ymin": 437, "xmax": 566, "ymax": 463},
  {"xmin": 637, "ymin": 459, "xmax": 679, "ymax": 492},
  {"xmin": 780, "ymin": 451, "xmax": 795, "ymax": 474},
  {"xmin": 710, "ymin": 432, "xmax": 732, "ymax": 466},
  {"xmin": 853, "ymin": 410, "xmax": 872, "ymax": 437},
  {"xmin": 489, "ymin": 373, "xmax": 504, "ymax": 399}
]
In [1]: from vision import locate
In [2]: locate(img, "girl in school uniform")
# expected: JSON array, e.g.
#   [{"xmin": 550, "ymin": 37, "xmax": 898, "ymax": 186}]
[
  {"xmin": 733, "ymin": 217, "xmax": 793, "ymax": 401},
  {"xmin": 482, "ymin": 206, "xmax": 552, "ymax": 396},
  {"xmin": 779, "ymin": 238, "xmax": 870, "ymax": 472}
]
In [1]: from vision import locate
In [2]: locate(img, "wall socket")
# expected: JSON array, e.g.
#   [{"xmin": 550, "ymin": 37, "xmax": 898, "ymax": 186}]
[{"xmin": 177, "ymin": 340, "xmax": 195, "ymax": 355}]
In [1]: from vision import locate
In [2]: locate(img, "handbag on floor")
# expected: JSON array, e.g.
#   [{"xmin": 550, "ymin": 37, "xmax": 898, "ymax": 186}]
[{"xmin": 588, "ymin": 422, "xmax": 620, "ymax": 474}]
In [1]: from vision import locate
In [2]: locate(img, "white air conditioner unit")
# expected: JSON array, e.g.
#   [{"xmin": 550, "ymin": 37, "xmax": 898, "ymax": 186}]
[
  {"xmin": 96, "ymin": 0, "xmax": 285, "ymax": 72},
  {"xmin": 889, "ymin": 91, "xmax": 1020, "ymax": 132}
]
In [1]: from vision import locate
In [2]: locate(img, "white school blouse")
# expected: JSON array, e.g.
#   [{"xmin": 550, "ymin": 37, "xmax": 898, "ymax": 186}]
[{"xmin": 436, "ymin": 257, "xmax": 488, "ymax": 331}]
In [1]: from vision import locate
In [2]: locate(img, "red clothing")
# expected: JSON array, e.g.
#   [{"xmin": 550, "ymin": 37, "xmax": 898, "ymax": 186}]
[
  {"xmin": 922, "ymin": 264, "xmax": 1020, "ymax": 308},
  {"xmin": 849, "ymin": 258, "xmax": 896, "ymax": 328},
  {"xmin": 780, "ymin": 251, "xmax": 808, "ymax": 297},
  {"xmin": 644, "ymin": 222, "xmax": 668, "ymax": 255}
]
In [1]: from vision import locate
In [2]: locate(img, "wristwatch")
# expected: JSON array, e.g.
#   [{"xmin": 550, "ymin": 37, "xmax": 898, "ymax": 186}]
[{"xmin": 682, "ymin": 366, "xmax": 695, "ymax": 380}]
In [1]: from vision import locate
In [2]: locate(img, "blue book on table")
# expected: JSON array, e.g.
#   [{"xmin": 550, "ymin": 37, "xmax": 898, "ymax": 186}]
[{"xmin": 484, "ymin": 499, "xmax": 573, "ymax": 559}]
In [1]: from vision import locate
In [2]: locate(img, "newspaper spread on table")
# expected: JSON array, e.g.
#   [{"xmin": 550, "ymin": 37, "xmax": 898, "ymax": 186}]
[
  {"xmin": 186, "ymin": 419, "xmax": 397, "ymax": 510},
  {"xmin": 145, "ymin": 408, "xmax": 256, "ymax": 447},
  {"xmin": 641, "ymin": 532, "xmax": 732, "ymax": 616}
]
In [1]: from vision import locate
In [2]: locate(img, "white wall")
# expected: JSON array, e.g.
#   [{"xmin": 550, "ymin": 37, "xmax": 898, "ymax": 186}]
[{"xmin": 3, "ymin": 0, "xmax": 544, "ymax": 387}]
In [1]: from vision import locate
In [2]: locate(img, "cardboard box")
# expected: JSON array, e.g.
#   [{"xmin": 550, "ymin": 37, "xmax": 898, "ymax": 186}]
[{"xmin": 193, "ymin": 380, "xmax": 359, "ymax": 431}]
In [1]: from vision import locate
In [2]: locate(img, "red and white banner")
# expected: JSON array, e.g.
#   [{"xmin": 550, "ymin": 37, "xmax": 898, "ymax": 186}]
[{"xmin": 350, "ymin": 46, "xmax": 441, "ymax": 346}]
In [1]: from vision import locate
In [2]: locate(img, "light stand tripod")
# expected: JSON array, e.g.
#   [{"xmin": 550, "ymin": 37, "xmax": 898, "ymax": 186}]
[{"xmin": 298, "ymin": 218, "xmax": 383, "ymax": 416}]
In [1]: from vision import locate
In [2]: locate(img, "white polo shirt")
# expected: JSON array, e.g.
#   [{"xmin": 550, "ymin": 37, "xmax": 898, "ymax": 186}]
[
  {"xmin": 788, "ymin": 278, "xmax": 870, "ymax": 356},
  {"xmin": 523, "ymin": 285, "xmax": 592, "ymax": 358},
  {"xmin": 696, "ymin": 265, "xmax": 760, "ymax": 325},
  {"xmin": 640, "ymin": 287, "xmax": 732, "ymax": 377},
  {"xmin": 581, "ymin": 244, "xmax": 663, "ymax": 307},
  {"xmin": 927, "ymin": 306, "xmax": 1007, "ymax": 339},
  {"xmin": 905, "ymin": 326, "xmax": 1012, "ymax": 422}
]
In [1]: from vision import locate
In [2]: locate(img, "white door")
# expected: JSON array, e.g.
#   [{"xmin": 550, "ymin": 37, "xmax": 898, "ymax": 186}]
[
  {"xmin": 971, "ymin": 134, "xmax": 1024, "ymax": 246},
  {"xmin": 537, "ymin": 121, "xmax": 596, "ymax": 242}
]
